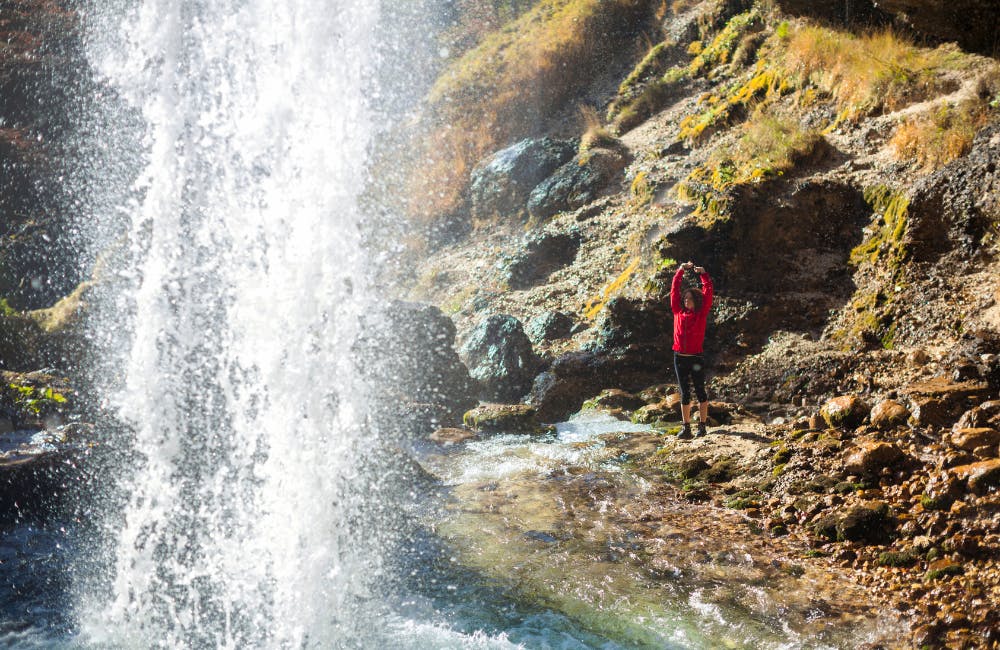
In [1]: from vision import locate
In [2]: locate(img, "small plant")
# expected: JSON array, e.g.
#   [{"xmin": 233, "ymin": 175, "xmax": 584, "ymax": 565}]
[
  {"xmin": 8, "ymin": 382, "xmax": 68, "ymax": 415},
  {"xmin": 578, "ymin": 105, "xmax": 620, "ymax": 152}
]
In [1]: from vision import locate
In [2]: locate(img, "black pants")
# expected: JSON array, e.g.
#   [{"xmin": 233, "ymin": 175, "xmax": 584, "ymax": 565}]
[{"xmin": 674, "ymin": 353, "xmax": 707, "ymax": 405}]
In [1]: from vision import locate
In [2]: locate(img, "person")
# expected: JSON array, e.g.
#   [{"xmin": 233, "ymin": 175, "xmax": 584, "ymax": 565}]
[{"xmin": 670, "ymin": 261, "xmax": 713, "ymax": 439}]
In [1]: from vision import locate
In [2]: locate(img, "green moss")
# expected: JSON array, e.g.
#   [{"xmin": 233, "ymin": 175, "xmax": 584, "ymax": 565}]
[
  {"xmin": 773, "ymin": 445, "xmax": 792, "ymax": 465},
  {"xmin": 849, "ymin": 186, "xmax": 910, "ymax": 272},
  {"xmin": 607, "ymin": 41, "xmax": 676, "ymax": 121},
  {"xmin": 877, "ymin": 550, "xmax": 919, "ymax": 567},
  {"xmin": 925, "ymin": 564, "xmax": 963, "ymax": 581},
  {"xmin": 725, "ymin": 489, "xmax": 761, "ymax": 509},
  {"xmin": 803, "ymin": 549, "xmax": 828, "ymax": 558},
  {"xmin": 689, "ymin": 10, "xmax": 761, "ymax": 77},
  {"xmin": 772, "ymin": 463, "xmax": 787, "ymax": 477},
  {"xmin": 920, "ymin": 494, "xmax": 953, "ymax": 510}
]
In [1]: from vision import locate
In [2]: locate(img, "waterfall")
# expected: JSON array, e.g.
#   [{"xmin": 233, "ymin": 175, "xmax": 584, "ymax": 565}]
[{"xmin": 78, "ymin": 1, "xmax": 384, "ymax": 646}]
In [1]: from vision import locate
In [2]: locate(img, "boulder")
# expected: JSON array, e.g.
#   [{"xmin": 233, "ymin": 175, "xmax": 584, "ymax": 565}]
[
  {"xmin": 843, "ymin": 440, "xmax": 905, "ymax": 476},
  {"xmin": 584, "ymin": 389, "xmax": 645, "ymax": 412},
  {"xmin": 949, "ymin": 459, "xmax": 1000, "ymax": 495},
  {"xmin": 356, "ymin": 301, "xmax": 478, "ymax": 437},
  {"xmin": 463, "ymin": 403, "xmax": 543, "ymax": 433},
  {"xmin": 459, "ymin": 314, "xmax": 540, "ymax": 402},
  {"xmin": 869, "ymin": 399, "xmax": 910, "ymax": 430},
  {"xmin": 0, "ymin": 423, "xmax": 92, "ymax": 519},
  {"xmin": 921, "ymin": 471, "xmax": 962, "ymax": 510},
  {"xmin": 527, "ymin": 147, "xmax": 628, "ymax": 222},
  {"xmin": 528, "ymin": 347, "xmax": 672, "ymax": 423},
  {"xmin": 500, "ymin": 230, "xmax": 581, "ymax": 290},
  {"xmin": 469, "ymin": 137, "xmax": 577, "ymax": 221},
  {"xmin": 820, "ymin": 395, "xmax": 869, "ymax": 429},
  {"xmin": 949, "ymin": 428, "xmax": 1000, "ymax": 453},
  {"xmin": 525, "ymin": 311, "xmax": 574, "ymax": 343},
  {"xmin": 836, "ymin": 502, "xmax": 895, "ymax": 544},
  {"xmin": 594, "ymin": 296, "xmax": 671, "ymax": 351}
]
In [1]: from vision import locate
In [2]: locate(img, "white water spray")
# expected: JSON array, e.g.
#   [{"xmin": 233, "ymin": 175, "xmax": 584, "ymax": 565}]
[{"xmin": 81, "ymin": 1, "xmax": 383, "ymax": 646}]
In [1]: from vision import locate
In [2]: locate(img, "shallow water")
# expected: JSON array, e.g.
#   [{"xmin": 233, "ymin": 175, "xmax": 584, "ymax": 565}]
[{"xmin": 0, "ymin": 412, "xmax": 904, "ymax": 648}]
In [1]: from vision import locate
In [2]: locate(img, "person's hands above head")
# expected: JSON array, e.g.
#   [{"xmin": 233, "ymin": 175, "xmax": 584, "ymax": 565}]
[
  {"xmin": 681, "ymin": 261, "xmax": 694, "ymax": 270},
  {"xmin": 694, "ymin": 266, "xmax": 706, "ymax": 274}
]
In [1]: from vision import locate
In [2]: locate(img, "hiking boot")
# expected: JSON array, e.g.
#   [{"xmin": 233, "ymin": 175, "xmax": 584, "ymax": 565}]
[
  {"xmin": 696, "ymin": 422, "xmax": 707, "ymax": 437},
  {"xmin": 677, "ymin": 423, "xmax": 693, "ymax": 439}
]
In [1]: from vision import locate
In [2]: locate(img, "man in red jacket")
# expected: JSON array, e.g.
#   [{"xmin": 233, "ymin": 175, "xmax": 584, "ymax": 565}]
[{"xmin": 670, "ymin": 261, "xmax": 713, "ymax": 439}]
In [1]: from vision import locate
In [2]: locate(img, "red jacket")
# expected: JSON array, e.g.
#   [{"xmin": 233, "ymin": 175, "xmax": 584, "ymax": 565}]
[{"xmin": 670, "ymin": 268, "xmax": 713, "ymax": 354}]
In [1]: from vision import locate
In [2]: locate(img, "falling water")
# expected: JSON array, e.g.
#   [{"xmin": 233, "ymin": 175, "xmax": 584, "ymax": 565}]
[{"xmin": 77, "ymin": 1, "xmax": 384, "ymax": 646}]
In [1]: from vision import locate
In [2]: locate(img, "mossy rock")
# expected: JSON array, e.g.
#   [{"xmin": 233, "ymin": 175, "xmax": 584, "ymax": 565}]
[
  {"xmin": 924, "ymin": 562, "xmax": 964, "ymax": 581},
  {"xmin": 877, "ymin": 550, "xmax": 919, "ymax": 567},
  {"xmin": 820, "ymin": 395, "xmax": 870, "ymax": 429},
  {"xmin": 462, "ymin": 403, "xmax": 543, "ymax": 433}
]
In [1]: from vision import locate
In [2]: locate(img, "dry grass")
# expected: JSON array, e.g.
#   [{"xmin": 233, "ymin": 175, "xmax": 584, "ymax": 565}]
[
  {"xmin": 406, "ymin": 0, "xmax": 649, "ymax": 224},
  {"xmin": 776, "ymin": 24, "xmax": 964, "ymax": 117},
  {"xmin": 578, "ymin": 105, "xmax": 620, "ymax": 152},
  {"xmin": 890, "ymin": 100, "xmax": 992, "ymax": 171}
]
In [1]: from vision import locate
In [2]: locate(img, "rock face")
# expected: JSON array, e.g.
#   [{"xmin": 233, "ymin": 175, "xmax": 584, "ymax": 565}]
[
  {"xmin": 500, "ymin": 230, "xmax": 581, "ymax": 289},
  {"xmin": 906, "ymin": 122, "xmax": 1000, "ymax": 261},
  {"xmin": 469, "ymin": 137, "xmax": 577, "ymax": 221},
  {"xmin": 357, "ymin": 301, "xmax": 478, "ymax": 437},
  {"xmin": 459, "ymin": 314, "xmax": 540, "ymax": 402},
  {"xmin": 527, "ymin": 147, "xmax": 628, "ymax": 221}
]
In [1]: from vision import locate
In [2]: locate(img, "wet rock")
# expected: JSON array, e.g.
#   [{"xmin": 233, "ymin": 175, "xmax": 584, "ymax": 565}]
[
  {"xmin": 908, "ymin": 397, "xmax": 953, "ymax": 428},
  {"xmin": 638, "ymin": 383, "xmax": 675, "ymax": 403},
  {"xmin": 527, "ymin": 147, "xmax": 629, "ymax": 222},
  {"xmin": 525, "ymin": 310, "xmax": 574, "ymax": 343},
  {"xmin": 632, "ymin": 396, "xmax": 680, "ymax": 424},
  {"xmin": 429, "ymin": 427, "xmax": 478, "ymax": 445},
  {"xmin": 948, "ymin": 428, "xmax": 999, "ymax": 452},
  {"xmin": 925, "ymin": 559, "xmax": 964, "ymax": 582},
  {"xmin": 902, "ymin": 377, "xmax": 991, "ymax": 424},
  {"xmin": 820, "ymin": 395, "xmax": 869, "ymax": 429},
  {"xmin": 954, "ymin": 401, "xmax": 1000, "ymax": 430},
  {"xmin": 528, "ymin": 347, "xmax": 671, "ymax": 422},
  {"xmin": 468, "ymin": 137, "xmax": 577, "ymax": 221},
  {"xmin": 843, "ymin": 440, "xmax": 905, "ymax": 476},
  {"xmin": 837, "ymin": 502, "xmax": 895, "ymax": 544},
  {"xmin": 462, "ymin": 403, "xmax": 543, "ymax": 434},
  {"xmin": 357, "ymin": 301, "xmax": 478, "ymax": 437},
  {"xmin": 869, "ymin": 399, "xmax": 910, "ymax": 430},
  {"xmin": 460, "ymin": 314, "xmax": 540, "ymax": 402},
  {"xmin": 499, "ymin": 230, "xmax": 582, "ymax": 290},
  {"xmin": 0, "ymin": 423, "xmax": 92, "ymax": 519},
  {"xmin": 921, "ymin": 471, "xmax": 962, "ymax": 510},
  {"xmin": 948, "ymin": 459, "xmax": 1000, "ymax": 495},
  {"xmin": 585, "ymin": 389, "xmax": 645, "ymax": 412}
]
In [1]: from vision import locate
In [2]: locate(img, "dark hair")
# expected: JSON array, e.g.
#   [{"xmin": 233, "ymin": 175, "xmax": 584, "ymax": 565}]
[{"xmin": 683, "ymin": 288, "xmax": 703, "ymax": 312}]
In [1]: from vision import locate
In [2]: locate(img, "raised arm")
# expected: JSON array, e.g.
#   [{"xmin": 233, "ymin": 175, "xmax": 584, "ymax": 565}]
[
  {"xmin": 698, "ymin": 270, "xmax": 713, "ymax": 315},
  {"xmin": 670, "ymin": 266, "xmax": 685, "ymax": 314}
]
